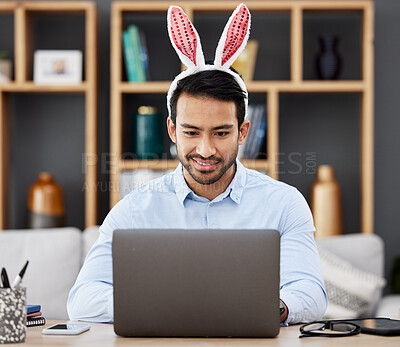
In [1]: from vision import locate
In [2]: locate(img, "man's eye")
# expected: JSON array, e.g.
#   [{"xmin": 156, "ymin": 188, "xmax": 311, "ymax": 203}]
[
  {"xmin": 216, "ymin": 132, "xmax": 229, "ymax": 137},
  {"xmin": 184, "ymin": 131, "xmax": 198, "ymax": 136}
]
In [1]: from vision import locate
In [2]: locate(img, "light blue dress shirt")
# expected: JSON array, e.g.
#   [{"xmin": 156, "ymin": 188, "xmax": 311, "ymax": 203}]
[{"xmin": 67, "ymin": 160, "xmax": 327, "ymax": 324}]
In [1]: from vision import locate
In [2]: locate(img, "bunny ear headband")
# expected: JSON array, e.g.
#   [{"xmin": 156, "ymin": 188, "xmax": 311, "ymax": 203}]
[{"xmin": 166, "ymin": 3, "xmax": 251, "ymax": 118}]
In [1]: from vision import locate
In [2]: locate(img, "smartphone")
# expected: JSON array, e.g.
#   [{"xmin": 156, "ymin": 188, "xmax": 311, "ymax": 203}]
[
  {"xmin": 348, "ymin": 318, "xmax": 400, "ymax": 336},
  {"xmin": 42, "ymin": 323, "xmax": 90, "ymax": 335}
]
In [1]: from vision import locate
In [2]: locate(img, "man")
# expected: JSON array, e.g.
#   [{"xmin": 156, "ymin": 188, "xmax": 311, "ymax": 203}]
[
  {"xmin": 67, "ymin": 68, "xmax": 327, "ymax": 324},
  {"xmin": 68, "ymin": 3, "xmax": 326, "ymax": 325}
]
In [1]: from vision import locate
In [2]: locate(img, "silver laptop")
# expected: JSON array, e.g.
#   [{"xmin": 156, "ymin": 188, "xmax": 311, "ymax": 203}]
[{"xmin": 112, "ymin": 229, "xmax": 280, "ymax": 338}]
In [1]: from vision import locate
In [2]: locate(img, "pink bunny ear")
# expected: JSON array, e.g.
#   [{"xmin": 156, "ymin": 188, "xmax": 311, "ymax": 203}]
[
  {"xmin": 214, "ymin": 3, "xmax": 251, "ymax": 68},
  {"xmin": 167, "ymin": 6, "xmax": 205, "ymax": 68}
]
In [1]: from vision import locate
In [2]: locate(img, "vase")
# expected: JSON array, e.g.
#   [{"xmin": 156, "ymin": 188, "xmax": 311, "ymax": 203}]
[
  {"xmin": 315, "ymin": 35, "xmax": 341, "ymax": 80},
  {"xmin": 310, "ymin": 165, "xmax": 343, "ymax": 238},
  {"xmin": 27, "ymin": 172, "xmax": 65, "ymax": 228}
]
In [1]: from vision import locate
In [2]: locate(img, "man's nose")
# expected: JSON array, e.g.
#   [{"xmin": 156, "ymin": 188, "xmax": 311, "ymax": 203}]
[{"xmin": 196, "ymin": 136, "xmax": 216, "ymax": 158}]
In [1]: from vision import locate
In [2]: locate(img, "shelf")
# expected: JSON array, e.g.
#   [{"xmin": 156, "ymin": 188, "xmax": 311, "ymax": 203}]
[
  {"xmin": 0, "ymin": 2, "xmax": 17, "ymax": 13},
  {"xmin": 117, "ymin": 80, "xmax": 366, "ymax": 94},
  {"xmin": 248, "ymin": 81, "xmax": 366, "ymax": 93},
  {"xmin": 22, "ymin": 1, "xmax": 94, "ymax": 13},
  {"xmin": 0, "ymin": 1, "xmax": 98, "ymax": 230},
  {"xmin": 110, "ymin": 0, "xmax": 374, "ymax": 235},
  {"xmin": 119, "ymin": 82, "xmax": 170, "ymax": 94},
  {"xmin": 0, "ymin": 82, "xmax": 89, "ymax": 93},
  {"xmin": 112, "ymin": 1, "xmax": 370, "ymax": 12}
]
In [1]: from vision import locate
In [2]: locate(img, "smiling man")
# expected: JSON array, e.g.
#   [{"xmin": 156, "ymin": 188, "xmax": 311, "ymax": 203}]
[
  {"xmin": 67, "ymin": 68, "xmax": 327, "ymax": 325},
  {"xmin": 167, "ymin": 78, "xmax": 249, "ymax": 201},
  {"xmin": 68, "ymin": 3, "xmax": 326, "ymax": 327}
]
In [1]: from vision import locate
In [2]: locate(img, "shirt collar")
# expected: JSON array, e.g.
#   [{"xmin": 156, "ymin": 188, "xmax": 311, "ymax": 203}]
[
  {"xmin": 173, "ymin": 159, "xmax": 246, "ymax": 207},
  {"xmin": 229, "ymin": 159, "xmax": 246, "ymax": 204},
  {"xmin": 173, "ymin": 163, "xmax": 193, "ymax": 206}
]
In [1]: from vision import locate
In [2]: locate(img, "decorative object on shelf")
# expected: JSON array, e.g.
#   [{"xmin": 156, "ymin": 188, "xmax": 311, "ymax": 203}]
[
  {"xmin": 122, "ymin": 25, "xmax": 149, "ymax": 82},
  {"xmin": 33, "ymin": 50, "xmax": 82, "ymax": 85},
  {"xmin": 315, "ymin": 35, "xmax": 342, "ymax": 80},
  {"xmin": 231, "ymin": 39, "xmax": 259, "ymax": 82},
  {"xmin": 27, "ymin": 172, "xmax": 65, "ymax": 229},
  {"xmin": 0, "ymin": 51, "xmax": 12, "ymax": 84},
  {"xmin": 134, "ymin": 106, "xmax": 163, "ymax": 159},
  {"xmin": 310, "ymin": 165, "xmax": 343, "ymax": 238}
]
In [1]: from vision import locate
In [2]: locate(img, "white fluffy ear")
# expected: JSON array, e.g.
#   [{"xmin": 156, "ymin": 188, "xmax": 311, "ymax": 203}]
[
  {"xmin": 167, "ymin": 5, "xmax": 205, "ymax": 68},
  {"xmin": 214, "ymin": 3, "xmax": 251, "ymax": 68}
]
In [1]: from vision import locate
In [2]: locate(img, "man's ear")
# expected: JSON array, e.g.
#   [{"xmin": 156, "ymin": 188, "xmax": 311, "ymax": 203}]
[
  {"xmin": 238, "ymin": 120, "xmax": 250, "ymax": 145},
  {"xmin": 167, "ymin": 117, "xmax": 177, "ymax": 143}
]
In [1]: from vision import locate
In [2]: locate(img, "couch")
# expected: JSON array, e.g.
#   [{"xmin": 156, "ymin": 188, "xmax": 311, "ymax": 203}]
[{"xmin": 0, "ymin": 227, "xmax": 399, "ymax": 320}]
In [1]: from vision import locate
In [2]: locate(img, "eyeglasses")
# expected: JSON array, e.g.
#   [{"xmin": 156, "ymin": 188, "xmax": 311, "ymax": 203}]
[{"xmin": 299, "ymin": 321, "xmax": 361, "ymax": 338}]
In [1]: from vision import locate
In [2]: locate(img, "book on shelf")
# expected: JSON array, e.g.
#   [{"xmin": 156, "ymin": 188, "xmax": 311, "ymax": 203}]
[
  {"xmin": 139, "ymin": 30, "xmax": 151, "ymax": 81},
  {"xmin": 122, "ymin": 30, "xmax": 139, "ymax": 81},
  {"xmin": 239, "ymin": 104, "xmax": 267, "ymax": 160},
  {"xmin": 127, "ymin": 25, "xmax": 146, "ymax": 82},
  {"xmin": 122, "ymin": 25, "xmax": 150, "ymax": 82}
]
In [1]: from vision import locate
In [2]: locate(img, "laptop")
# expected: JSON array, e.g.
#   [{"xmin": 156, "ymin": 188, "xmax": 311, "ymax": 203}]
[{"xmin": 112, "ymin": 228, "xmax": 280, "ymax": 338}]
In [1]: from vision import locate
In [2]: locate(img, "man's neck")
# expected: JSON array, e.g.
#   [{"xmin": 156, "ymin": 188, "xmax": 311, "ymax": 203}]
[{"xmin": 183, "ymin": 164, "xmax": 237, "ymax": 201}]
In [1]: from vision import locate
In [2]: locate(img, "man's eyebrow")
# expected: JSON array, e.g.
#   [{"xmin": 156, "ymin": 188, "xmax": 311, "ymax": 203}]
[
  {"xmin": 179, "ymin": 123, "xmax": 234, "ymax": 131},
  {"xmin": 211, "ymin": 124, "xmax": 234, "ymax": 131},
  {"xmin": 180, "ymin": 123, "xmax": 202, "ymax": 130}
]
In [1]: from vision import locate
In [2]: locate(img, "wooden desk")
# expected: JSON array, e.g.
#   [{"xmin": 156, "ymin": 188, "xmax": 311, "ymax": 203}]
[{"xmin": 24, "ymin": 320, "xmax": 400, "ymax": 346}]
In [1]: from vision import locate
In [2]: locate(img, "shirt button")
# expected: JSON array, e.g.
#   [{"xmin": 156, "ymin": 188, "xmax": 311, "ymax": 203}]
[{"xmin": 210, "ymin": 203, "xmax": 213, "ymax": 206}]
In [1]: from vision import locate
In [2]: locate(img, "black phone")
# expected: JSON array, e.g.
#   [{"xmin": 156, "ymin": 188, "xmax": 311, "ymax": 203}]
[{"xmin": 347, "ymin": 318, "xmax": 400, "ymax": 336}]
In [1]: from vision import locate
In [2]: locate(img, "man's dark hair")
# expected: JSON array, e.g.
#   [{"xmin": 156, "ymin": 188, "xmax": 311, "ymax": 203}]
[{"xmin": 169, "ymin": 69, "xmax": 247, "ymax": 127}]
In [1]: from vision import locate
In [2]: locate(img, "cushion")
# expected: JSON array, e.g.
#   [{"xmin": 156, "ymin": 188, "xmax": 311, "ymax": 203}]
[
  {"xmin": 318, "ymin": 245, "xmax": 386, "ymax": 319},
  {"xmin": 82, "ymin": 225, "xmax": 100, "ymax": 259},
  {"xmin": 316, "ymin": 234, "xmax": 384, "ymax": 277},
  {"xmin": 376, "ymin": 295, "xmax": 400, "ymax": 319}
]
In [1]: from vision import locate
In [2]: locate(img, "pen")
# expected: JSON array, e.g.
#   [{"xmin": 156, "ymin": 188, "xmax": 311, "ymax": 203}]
[
  {"xmin": 1, "ymin": 267, "xmax": 10, "ymax": 288},
  {"xmin": 12, "ymin": 260, "xmax": 29, "ymax": 289}
]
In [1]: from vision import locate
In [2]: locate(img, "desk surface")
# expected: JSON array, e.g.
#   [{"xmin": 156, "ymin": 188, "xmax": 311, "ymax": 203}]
[{"xmin": 24, "ymin": 320, "xmax": 400, "ymax": 346}]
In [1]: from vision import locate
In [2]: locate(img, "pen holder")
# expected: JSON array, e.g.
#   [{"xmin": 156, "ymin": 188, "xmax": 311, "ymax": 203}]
[{"xmin": 0, "ymin": 287, "xmax": 26, "ymax": 344}]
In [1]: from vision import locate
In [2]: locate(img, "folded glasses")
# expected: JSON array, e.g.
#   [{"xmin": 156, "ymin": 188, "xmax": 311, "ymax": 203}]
[{"xmin": 299, "ymin": 321, "xmax": 361, "ymax": 338}]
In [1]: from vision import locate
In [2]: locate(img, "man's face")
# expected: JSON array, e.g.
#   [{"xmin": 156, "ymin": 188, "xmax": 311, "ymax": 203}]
[{"xmin": 167, "ymin": 93, "xmax": 249, "ymax": 187}]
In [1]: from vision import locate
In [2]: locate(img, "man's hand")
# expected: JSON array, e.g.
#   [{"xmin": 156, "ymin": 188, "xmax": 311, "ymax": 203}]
[{"xmin": 280, "ymin": 300, "xmax": 288, "ymax": 323}]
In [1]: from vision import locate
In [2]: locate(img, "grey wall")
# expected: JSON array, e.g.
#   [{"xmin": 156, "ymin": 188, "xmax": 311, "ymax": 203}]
[
  {"xmin": 374, "ymin": 0, "xmax": 400, "ymax": 293},
  {"xmin": 2, "ymin": 0, "xmax": 399, "ymax": 293}
]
